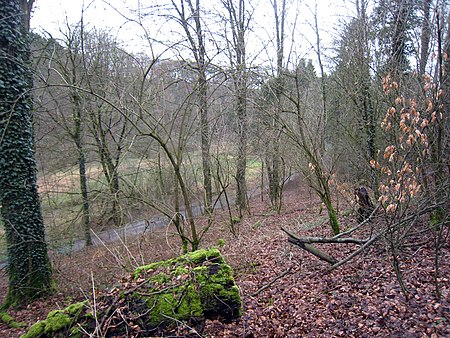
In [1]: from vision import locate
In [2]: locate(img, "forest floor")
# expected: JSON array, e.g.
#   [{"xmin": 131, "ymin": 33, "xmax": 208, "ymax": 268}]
[{"xmin": 0, "ymin": 176, "xmax": 449, "ymax": 337}]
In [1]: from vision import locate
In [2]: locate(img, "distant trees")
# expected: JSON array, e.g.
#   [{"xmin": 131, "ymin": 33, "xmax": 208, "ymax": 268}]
[
  {"xmin": 0, "ymin": 0, "xmax": 53, "ymax": 306},
  {"xmin": 329, "ymin": 0, "xmax": 379, "ymax": 190},
  {"xmin": 2, "ymin": 0, "xmax": 444, "ymax": 266}
]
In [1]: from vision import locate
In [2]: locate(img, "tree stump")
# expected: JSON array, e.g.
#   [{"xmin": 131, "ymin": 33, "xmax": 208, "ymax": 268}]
[
  {"xmin": 354, "ymin": 186, "xmax": 374, "ymax": 222},
  {"xmin": 21, "ymin": 248, "xmax": 242, "ymax": 337}
]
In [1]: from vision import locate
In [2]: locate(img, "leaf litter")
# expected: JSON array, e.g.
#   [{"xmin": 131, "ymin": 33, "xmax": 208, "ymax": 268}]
[{"xmin": 0, "ymin": 180, "xmax": 448, "ymax": 337}]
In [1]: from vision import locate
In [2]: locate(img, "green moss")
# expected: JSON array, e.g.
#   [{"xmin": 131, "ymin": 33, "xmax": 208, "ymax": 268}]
[
  {"xmin": 217, "ymin": 239, "xmax": 225, "ymax": 248},
  {"xmin": 131, "ymin": 248, "xmax": 241, "ymax": 328},
  {"xmin": 134, "ymin": 262, "xmax": 159, "ymax": 278},
  {"xmin": 65, "ymin": 301, "xmax": 87, "ymax": 315},
  {"xmin": 134, "ymin": 248, "xmax": 222, "ymax": 278},
  {"xmin": 0, "ymin": 311, "xmax": 25, "ymax": 328},
  {"xmin": 21, "ymin": 321, "xmax": 46, "ymax": 338},
  {"xmin": 44, "ymin": 311, "xmax": 72, "ymax": 332},
  {"xmin": 20, "ymin": 302, "xmax": 87, "ymax": 338},
  {"xmin": 145, "ymin": 283, "xmax": 204, "ymax": 325},
  {"xmin": 177, "ymin": 285, "xmax": 203, "ymax": 317},
  {"xmin": 186, "ymin": 248, "xmax": 222, "ymax": 264},
  {"xmin": 326, "ymin": 203, "xmax": 340, "ymax": 235}
]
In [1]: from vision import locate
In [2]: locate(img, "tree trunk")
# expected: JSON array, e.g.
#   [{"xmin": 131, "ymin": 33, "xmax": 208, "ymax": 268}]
[
  {"xmin": 266, "ymin": 0, "xmax": 286, "ymax": 212},
  {"xmin": 77, "ymin": 143, "xmax": 92, "ymax": 246},
  {"xmin": 91, "ymin": 110, "xmax": 125, "ymax": 227},
  {"xmin": 175, "ymin": 0, "xmax": 212, "ymax": 214},
  {"xmin": 224, "ymin": 0, "xmax": 249, "ymax": 215},
  {"xmin": 419, "ymin": 0, "xmax": 431, "ymax": 76},
  {"xmin": 72, "ymin": 94, "xmax": 92, "ymax": 246},
  {"xmin": 0, "ymin": 0, "xmax": 53, "ymax": 306}
]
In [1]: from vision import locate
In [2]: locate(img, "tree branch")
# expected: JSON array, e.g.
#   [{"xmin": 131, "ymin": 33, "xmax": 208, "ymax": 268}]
[{"xmin": 251, "ymin": 267, "xmax": 293, "ymax": 297}]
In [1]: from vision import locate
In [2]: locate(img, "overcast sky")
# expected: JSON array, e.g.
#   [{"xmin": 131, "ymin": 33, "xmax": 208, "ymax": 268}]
[{"xmin": 30, "ymin": 0, "xmax": 354, "ymax": 68}]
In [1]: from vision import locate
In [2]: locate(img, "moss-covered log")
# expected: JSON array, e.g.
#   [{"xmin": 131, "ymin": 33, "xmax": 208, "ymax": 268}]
[{"xmin": 21, "ymin": 248, "xmax": 242, "ymax": 337}]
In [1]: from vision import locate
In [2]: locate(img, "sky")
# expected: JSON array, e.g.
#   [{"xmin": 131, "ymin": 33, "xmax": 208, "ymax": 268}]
[{"xmin": 30, "ymin": 0, "xmax": 355, "ymax": 68}]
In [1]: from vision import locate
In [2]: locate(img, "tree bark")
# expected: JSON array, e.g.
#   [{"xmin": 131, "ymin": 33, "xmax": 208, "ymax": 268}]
[
  {"xmin": 266, "ymin": 0, "xmax": 286, "ymax": 212},
  {"xmin": 419, "ymin": 0, "xmax": 431, "ymax": 75},
  {"xmin": 172, "ymin": 0, "xmax": 212, "ymax": 214},
  {"xmin": 281, "ymin": 228, "xmax": 339, "ymax": 264},
  {"xmin": 0, "ymin": 0, "xmax": 53, "ymax": 306},
  {"xmin": 72, "ymin": 92, "xmax": 92, "ymax": 246},
  {"xmin": 223, "ymin": 0, "xmax": 249, "ymax": 215}
]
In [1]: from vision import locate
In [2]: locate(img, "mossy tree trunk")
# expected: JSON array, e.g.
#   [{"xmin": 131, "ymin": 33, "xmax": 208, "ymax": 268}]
[{"xmin": 0, "ymin": 0, "xmax": 53, "ymax": 307}]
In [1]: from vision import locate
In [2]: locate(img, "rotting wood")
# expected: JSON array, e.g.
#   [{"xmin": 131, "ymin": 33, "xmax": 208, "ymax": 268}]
[{"xmin": 354, "ymin": 186, "xmax": 375, "ymax": 222}]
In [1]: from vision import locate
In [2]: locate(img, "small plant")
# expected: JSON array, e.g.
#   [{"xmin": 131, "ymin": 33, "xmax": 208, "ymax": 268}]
[
  {"xmin": 252, "ymin": 220, "xmax": 263, "ymax": 230},
  {"xmin": 217, "ymin": 239, "xmax": 225, "ymax": 248}
]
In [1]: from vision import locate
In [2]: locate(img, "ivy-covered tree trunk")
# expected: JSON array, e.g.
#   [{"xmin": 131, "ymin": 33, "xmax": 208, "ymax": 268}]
[{"xmin": 0, "ymin": 0, "xmax": 53, "ymax": 306}]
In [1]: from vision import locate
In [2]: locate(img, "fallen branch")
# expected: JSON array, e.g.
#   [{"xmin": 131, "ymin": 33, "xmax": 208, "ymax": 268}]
[
  {"xmin": 326, "ymin": 233, "xmax": 381, "ymax": 272},
  {"xmin": 332, "ymin": 204, "xmax": 380, "ymax": 239},
  {"xmin": 282, "ymin": 203, "xmax": 442, "ymax": 272},
  {"xmin": 251, "ymin": 267, "xmax": 293, "ymax": 297},
  {"xmin": 281, "ymin": 228, "xmax": 339, "ymax": 264},
  {"xmin": 287, "ymin": 234, "xmax": 367, "ymax": 245},
  {"xmin": 326, "ymin": 210, "xmax": 428, "ymax": 272}
]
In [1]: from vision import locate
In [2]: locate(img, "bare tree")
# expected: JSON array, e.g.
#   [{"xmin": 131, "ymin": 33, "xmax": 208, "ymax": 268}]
[
  {"xmin": 170, "ymin": 0, "xmax": 213, "ymax": 215},
  {"xmin": 36, "ymin": 23, "xmax": 93, "ymax": 246},
  {"xmin": 221, "ymin": 0, "xmax": 251, "ymax": 216},
  {"xmin": 264, "ymin": 0, "xmax": 286, "ymax": 212}
]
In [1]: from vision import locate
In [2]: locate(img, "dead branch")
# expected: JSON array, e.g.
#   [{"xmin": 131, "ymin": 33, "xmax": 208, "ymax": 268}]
[
  {"xmin": 326, "ymin": 207, "xmax": 431, "ymax": 272},
  {"xmin": 332, "ymin": 204, "xmax": 380, "ymax": 239},
  {"xmin": 251, "ymin": 267, "xmax": 293, "ymax": 297},
  {"xmin": 282, "ymin": 203, "xmax": 442, "ymax": 272},
  {"xmin": 281, "ymin": 227, "xmax": 368, "ymax": 244},
  {"xmin": 281, "ymin": 228, "xmax": 339, "ymax": 264},
  {"xmin": 326, "ymin": 233, "xmax": 381, "ymax": 272}
]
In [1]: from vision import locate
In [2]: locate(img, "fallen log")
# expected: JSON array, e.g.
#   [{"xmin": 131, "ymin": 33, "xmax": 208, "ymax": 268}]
[{"xmin": 21, "ymin": 248, "xmax": 242, "ymax": 337}]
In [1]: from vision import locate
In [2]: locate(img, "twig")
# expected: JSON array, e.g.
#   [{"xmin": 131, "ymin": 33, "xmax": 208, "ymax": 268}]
[
  {"xmin": 281, "ymin": 227, "xmax": 368, "ymax": 244},
  {"xmin": 332, "ymin": 204, "xmax": 380, "ymax": 239},
  {"xmin": 160, "ymin": 313, "xmax": 203, "ymax": 337},
  {"xmin": 326, "ymin": 233, "xmax": 381, "ymax": 272},
  {"xmin": 251, "ymin": 267, "xmax": 293, "ymax": 297},
  {"xmin": 90, "ymin": 271, "xmax": 103, "ymax": 337}
]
